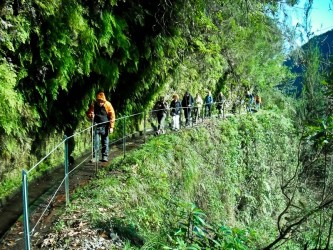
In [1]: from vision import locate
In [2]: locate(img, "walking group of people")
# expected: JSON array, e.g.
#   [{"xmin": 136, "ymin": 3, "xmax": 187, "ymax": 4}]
[
  {"xmin": 85, "ymin": 89, "xmax": 262, "ymax": 163},
  {"xmin": 153, "ymin": 90, "xmax": 227, "ymax": 134}
]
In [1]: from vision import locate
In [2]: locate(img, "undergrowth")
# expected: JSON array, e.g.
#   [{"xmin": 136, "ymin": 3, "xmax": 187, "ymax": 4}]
[{"xmin": 52, "ymin": 111, "xmax": 298, "ymax": 249}]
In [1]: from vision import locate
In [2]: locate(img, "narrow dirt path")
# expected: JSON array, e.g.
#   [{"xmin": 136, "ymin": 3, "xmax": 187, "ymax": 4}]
[{"xmin": 0, "ymin": 133, "xmax": 147, "ymax": 249}]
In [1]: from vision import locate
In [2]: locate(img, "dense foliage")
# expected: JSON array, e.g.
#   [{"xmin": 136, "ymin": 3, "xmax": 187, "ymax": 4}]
[{"xmin": 0, "ymin": 0, "xmax": 294, "ymax": 191}]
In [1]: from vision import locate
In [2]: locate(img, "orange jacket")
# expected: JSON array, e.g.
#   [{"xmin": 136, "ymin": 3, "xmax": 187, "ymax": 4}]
[{"xmin": 86, "ymin": 92, "xmax": 116, "ymax": 128}]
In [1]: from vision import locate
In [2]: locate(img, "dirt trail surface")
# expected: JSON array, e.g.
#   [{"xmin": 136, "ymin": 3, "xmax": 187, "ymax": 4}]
[{"xmin": 0, "ymin": 133, "xmax": 147, "ymax": 250}]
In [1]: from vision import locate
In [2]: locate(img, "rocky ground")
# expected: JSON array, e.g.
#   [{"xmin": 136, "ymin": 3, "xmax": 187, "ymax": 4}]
[
  {"xmin": 0, "ymin": 167, "xmax": 127, "ymax": 250},
  {"xmin": 1, "ymin": 203, "xmax": 126, "ymax": 250}
]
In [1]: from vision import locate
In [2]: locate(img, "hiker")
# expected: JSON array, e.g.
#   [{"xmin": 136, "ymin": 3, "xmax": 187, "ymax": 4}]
[
  {"xmin": 86, "ymin": 91, "xmax": 115, "ymax": 162},
  {"xmin": 216, "ymin": 92, "xmax": 225, "ymax": 118},
  {"xmin": 182, "ymin": 91, "xmax": 194, "ymax": 126},
  {"xmin": 193, "ymin": 93, "xmax": 203, "ymax": 122},
  {"xmin": 170, "ymin": 94, "xmax": 181, "ymax": 130},
  {"xmin": 153, "ymin": 96, "xmax": 168, "ymax": 135},
  {"xmin": 204, "ymin": 90, "xmax": 214, "ymax": 117},
  {"xmin": 245, "ymin": 89, "xmax": 254, "ymax": 113}
]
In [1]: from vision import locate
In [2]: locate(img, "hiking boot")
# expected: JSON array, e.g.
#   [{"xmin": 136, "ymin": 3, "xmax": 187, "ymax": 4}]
[{"xmin": 101, "ymin": 156, "xmax": 108, "ymax": 162}]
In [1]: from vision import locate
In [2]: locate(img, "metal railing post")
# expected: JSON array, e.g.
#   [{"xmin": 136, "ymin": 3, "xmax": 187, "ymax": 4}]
[
  {"xmin": 91, "ymin": 120, "xmax": 94, "ymax": 160},
  {"xmin": 22, "ymin": 170, "xmax": 31, "ymax": 250},
  {"xmin": 90, "ymin": 122, "xmax": 99, "ymax": 174},
  {"xmin": 202, "ymin": 105, "xmax": 204, "ymax": 122},
  {"xmin": 123, "ymin": 116, "xmax": 126, "ymax": 158},
  {"xmin": 95, "ymin": 127, "xmax": 99, "ymax": 174},
  {"xmin": 143, "ymin": 111, "xmax": 146, "ymax": 143},
  {"xmin": 64, "ymin": 135, "xmax": 70, "ymax": 205}
]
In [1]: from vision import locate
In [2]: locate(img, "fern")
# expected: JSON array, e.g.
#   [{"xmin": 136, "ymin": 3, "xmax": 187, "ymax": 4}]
[{"xmin": 0, "ymin": 61, "xmax": 23, "ymax": 135}]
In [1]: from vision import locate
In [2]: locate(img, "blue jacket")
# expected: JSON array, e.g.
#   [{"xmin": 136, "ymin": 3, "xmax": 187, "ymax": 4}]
[
  {"xmin": 170, "ymin": 100, "xmax": 181, "ymax": 116},
  {"xmin": 205, "ymin": 95, "xmax": 213, "ymax": 105}
]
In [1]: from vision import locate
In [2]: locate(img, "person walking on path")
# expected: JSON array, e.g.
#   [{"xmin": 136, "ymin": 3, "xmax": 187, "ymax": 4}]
[
  {"xmin": 204, "ymin": 90, "xmax": 214, "ymax": 118},
  {"xmin": 216, "ymin": 91, "xmax": 225, "ymax": 118},
  {"xmin": 193, "ymin": 93, "xmax": 203, "ymax": 122},
  {"xmin": 245, "ymin": 89, "xmax": 254, "ymax": 113},
  {"xmin": 182, "ymin": 91, "xmax": 194, "ymax": 126},
  {"xmin": 86, "ymin": 91, "xmax": 116, "ymax": 162},
  {"xmin": 153, "ymin": 96, "xmax": 168, "ymax": 135},
  {"xmin": 170, "ymin": 94, "xmax": 181, "ymax": 130},
  {"xmin": 254, "ymin": 94, "xmax": 262, "ymax": 110}
]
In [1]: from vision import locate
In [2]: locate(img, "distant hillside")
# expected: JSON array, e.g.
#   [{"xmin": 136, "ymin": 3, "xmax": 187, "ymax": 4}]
[
  {"xmin": 282, "ymin": 29, "xmax": 333, "ymax": 95},
  {"xmin": 306, "ymin": 29, "xmax": 333, "ymax": 58}
]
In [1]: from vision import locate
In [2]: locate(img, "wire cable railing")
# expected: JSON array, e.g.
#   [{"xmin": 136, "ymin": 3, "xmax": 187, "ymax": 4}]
[{"xmin": 21, "ymin": 99, "xmax": 249, "ymax": 250}]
